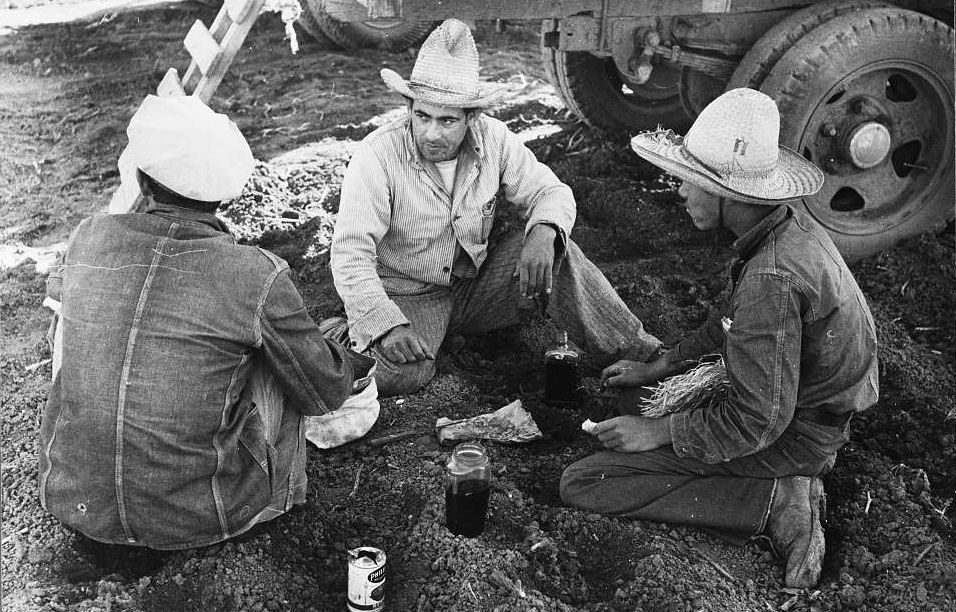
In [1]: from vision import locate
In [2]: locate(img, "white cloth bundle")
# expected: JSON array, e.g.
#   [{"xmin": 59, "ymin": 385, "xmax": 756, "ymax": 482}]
[{"xmin": 305, "ymin": 368, "xmax": 380, "ymax": 449}]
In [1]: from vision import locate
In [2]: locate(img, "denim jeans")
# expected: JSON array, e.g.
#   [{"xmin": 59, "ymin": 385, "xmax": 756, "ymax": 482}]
[
  {"xmin": 369, "ymin": 232, "xmax": 661, "ymax": 396},
  {"xmin": 560, "ymin": 413, "xmax": 848, "ymax": 545}
]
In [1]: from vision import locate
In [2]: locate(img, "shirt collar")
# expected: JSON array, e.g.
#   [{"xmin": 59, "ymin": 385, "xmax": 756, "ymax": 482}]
[
  {"xmin": 144, "ymin": 199, "xmax": 232, "ymax": 235},
  {"xmin": 731, "ymin": 204, "xmax": 791, "ymax": 259}
]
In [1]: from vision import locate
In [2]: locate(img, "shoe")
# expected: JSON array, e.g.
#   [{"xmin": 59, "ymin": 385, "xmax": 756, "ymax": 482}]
[
  {"xmin": 765, "ymin": 476, "xmax": 826, "ymax": 588},
  {"xmin": 318, "ymin": 316, "xmax": 350, "ymax": 346}
]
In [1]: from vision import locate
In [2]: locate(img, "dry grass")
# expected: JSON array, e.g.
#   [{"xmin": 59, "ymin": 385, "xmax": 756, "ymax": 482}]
[{"xmin": 640, "ymin": 358, "xmax": 729, "ymax": 418}]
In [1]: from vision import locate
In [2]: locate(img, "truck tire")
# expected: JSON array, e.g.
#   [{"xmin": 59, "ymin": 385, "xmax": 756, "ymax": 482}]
[
  {"xmin": 297, "ymin": 1, "xmax": 336, "ymax": 47},
  {"xmin": 728, "ymin": 0, "xmax": 892, "ymax": 92},
  {"xmin": 307, "ymin": 0, "xmax": 436, "ymax": 51},
  {"xmin": 748, "ymin": 8, "xmax": 954, "ymax": 262},
  {"xmin": 541, "ymin": 25, "xmax": 690, "ymax": 134}
]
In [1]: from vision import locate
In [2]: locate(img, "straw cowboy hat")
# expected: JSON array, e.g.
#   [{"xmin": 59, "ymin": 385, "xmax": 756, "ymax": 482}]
[
  {"xmin": 127, "ymin": 95, "xmax": 254, "ymax": 202},
  {"xmin": 381, "ymin": 19, "xmax": 504, "ymax": 108},
  {"xmin": 630, "ymin": 88, "xmax": 824, "ymax": 204}
]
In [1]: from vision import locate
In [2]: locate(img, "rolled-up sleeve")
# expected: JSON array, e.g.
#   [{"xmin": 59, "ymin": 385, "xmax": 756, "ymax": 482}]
[
  {"xmin": 331, "ymin": 146, "xmax": 410, "ymax": 351},
  {"xmin": 258, "ymin": 267, "xmax": 356, "ymax": 416},
  {"xmin": 671, "ymin": 273, "xmax": 803, "ymax": 463},
  {"xmin": 498, "ymin": 128, "xmax": 576, "ymax": 253}
]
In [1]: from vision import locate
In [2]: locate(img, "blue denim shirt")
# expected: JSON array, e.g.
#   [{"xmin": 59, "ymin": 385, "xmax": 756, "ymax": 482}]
[
  {"xmin": 39, "ymin": 202, "xmax": 359, "ymax": 549},
  {"xmin": 669, "ymin": 206, "xmax": 879, "ymax": 464}
]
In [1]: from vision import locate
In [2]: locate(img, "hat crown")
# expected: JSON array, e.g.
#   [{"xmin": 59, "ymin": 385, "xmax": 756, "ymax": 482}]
[
  {"xmin": 409, "ymin": 19, "xmax": 480, "ymax": 97},
  {"xmin": 684, "ymin": 88, "xmax": 781, "ymax": 179}
]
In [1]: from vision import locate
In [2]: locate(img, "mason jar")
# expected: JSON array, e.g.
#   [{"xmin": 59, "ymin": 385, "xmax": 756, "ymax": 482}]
[{"xmin": 444, "ymin": 442, "xmax": 491, "ymax": 537}]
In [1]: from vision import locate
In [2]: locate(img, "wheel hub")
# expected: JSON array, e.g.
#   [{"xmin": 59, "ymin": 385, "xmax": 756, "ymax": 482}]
[{"xmin": 845, "ymin": 121, "xmax": 892, "ymax": 169}]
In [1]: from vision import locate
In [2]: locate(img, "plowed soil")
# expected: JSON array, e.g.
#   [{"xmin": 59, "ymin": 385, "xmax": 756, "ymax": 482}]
[{"xmin": 1, "ymin": 4, "xmax": 954, "ymax": 611}]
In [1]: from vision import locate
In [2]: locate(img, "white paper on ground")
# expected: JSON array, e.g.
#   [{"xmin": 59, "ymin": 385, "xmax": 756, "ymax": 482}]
[{"xmin": 435, "ymin": 399, "xmax": 542, "ymax": 444}]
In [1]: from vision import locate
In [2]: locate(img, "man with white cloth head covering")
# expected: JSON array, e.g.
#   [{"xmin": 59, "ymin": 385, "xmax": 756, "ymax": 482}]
[
  {"xmin": 560, "ymin": 89, "xmax": 879, "ymax": 588},
  {"xmin": 40, "ymin": 95, "xmax": 374, "ymax": 550}
]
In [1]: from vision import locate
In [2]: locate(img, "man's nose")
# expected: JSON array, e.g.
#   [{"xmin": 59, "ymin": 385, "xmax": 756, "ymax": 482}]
[{"xmin": 424, "ymin": 121, "xmax": 442, "ymax": 140}]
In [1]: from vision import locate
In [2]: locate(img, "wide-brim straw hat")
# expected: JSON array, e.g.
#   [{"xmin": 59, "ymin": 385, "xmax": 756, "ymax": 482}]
[
  {"xmin": 381, "ymin": 19, "xmax": 504, "ymax": 109},
  {"xmin": 630, "ymin": 88, "xmax": 824, "ymax": 205},
  {"xmin": 127, "ymin": 95, "xmax": 253, "ymax": 202}
]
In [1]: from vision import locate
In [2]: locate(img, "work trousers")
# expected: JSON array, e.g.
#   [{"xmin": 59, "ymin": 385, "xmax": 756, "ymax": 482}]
[
  {"xmin": 369, "ymin": 232, "xmax": 660, "ymax": 397},
  {"xmin": 560, "ymin": 413, "xmax": 849, "ymax": 544}
]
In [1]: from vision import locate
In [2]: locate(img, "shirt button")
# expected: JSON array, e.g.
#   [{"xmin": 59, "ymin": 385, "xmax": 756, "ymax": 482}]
[{"xmin": 351, "ymin": 340, "xmax": 359, "ymax": 348}]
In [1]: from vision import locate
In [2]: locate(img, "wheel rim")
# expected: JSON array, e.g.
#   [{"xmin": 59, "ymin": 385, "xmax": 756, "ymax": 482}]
[
  {"xmin": 797, "ymin": 60, "xmax": 954, "ymax": 236},
  {"xmin": 352, "ymin": 0, "xmax": 400, "ymax": 28},
  {"xmin": 362, "ymin": 20, "xmax": 406, "ymax": 30},
  {"xmin": 607, "ymin": 59, "xmax": 682, "ymax": 106}
]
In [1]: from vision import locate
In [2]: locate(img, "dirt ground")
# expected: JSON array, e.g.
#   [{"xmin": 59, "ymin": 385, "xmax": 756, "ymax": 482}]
[{"xmin": 1, "ymin": 3, "xmax": 954, "ymax": 611}]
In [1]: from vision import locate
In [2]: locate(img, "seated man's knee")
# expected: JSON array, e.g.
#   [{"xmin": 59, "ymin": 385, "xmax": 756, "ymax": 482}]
[
  {"xmin": 374, "ymin": 359, "xmax": 436, "ymax": 397},
  {"xmin": 559, "ymin": 463, "xmax": 592, "ymax": 508}
]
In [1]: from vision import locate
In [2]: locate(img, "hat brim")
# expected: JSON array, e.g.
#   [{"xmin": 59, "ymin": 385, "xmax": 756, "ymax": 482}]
[
  {"xmin": 381, "ymin": 68, "xmax": 503, "ymax": 109},
  {"xmin": 630, "ymin": 130, "xmax": 824, "ymax": 205}
]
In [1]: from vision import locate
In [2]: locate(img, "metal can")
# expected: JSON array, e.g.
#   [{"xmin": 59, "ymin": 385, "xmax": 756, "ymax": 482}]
[{"xmin": 347, "ymin": 546, "xmax": 386, "ymax": 612}]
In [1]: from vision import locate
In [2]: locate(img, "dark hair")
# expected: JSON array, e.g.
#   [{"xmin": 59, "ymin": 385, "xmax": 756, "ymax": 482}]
[{"xmin": 138, "ymin": 170, "xmax": 220, "ymax": 213}]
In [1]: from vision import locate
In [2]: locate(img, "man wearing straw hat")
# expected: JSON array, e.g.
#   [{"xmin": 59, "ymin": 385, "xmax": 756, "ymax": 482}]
[
  {"xmin": 329, "ymin": 19, "xmax": 662, "ymax": 396},
  {"xmin": 560, "ymin": 88, "xmax": 879, "ymax": 588},
  {"xmin": 40, "ymin": 95, "xmax": 374, "ymax": 550}
]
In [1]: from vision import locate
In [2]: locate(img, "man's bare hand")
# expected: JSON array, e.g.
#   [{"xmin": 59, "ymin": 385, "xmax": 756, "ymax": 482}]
[
  {"xmin": 588, "ymin": 415, "xmax": 672, "ymax": 453},
  {"xmin": 515, "ymin": 224, "xmax": 556, "ymax": 300},
  {"xmin": 600, "ymin": 358, "xmax": 667, "ymax": 388},
  {"xmin": 379, "ymin": 325, "xmax": 434, "ymax": 364}
]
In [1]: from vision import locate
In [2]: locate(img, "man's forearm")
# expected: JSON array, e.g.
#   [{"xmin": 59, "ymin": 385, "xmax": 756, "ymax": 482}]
[{"xmin": 331, "ymin": 237, "xmax": 408, "ymax": 351}]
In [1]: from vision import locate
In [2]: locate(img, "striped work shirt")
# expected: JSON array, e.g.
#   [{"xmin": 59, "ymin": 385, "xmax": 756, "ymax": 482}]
[{"xmin": 331, "ymin": 114, "xmax": 576, "ymax": 351}]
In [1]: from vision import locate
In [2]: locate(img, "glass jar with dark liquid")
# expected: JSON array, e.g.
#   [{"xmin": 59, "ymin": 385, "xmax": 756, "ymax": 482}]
[
  {"xmin": 544, "ymin": 330, "xmax": 580, "ymax": 407},
  {"xmin": 445, "ymin": 442, "xmax": 491, "ymax": 537}
]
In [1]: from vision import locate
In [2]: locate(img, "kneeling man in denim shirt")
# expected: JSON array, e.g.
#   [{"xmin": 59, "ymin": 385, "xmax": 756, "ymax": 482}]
[
  {"xmin": 561, "ymin": 89, "xmax": 879, "ymax": 588},
  {"xmin": 39, "ymin": 95, "xmax": 373, "ymax": 550}
]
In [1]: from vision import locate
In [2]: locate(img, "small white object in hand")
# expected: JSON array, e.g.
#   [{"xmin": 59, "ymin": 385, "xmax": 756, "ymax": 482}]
[{"xmin": 581, "ymin": 419, "xmax": 597, "ymax": 434}]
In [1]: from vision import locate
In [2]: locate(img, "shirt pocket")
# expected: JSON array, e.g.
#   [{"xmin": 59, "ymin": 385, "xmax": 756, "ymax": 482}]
[{"xmin": 479, "ymin": 199, "xmax": 497, "ymax": 242}]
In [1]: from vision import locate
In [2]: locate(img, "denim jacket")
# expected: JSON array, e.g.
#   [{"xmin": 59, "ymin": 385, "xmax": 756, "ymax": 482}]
[
  {"xmin": 669, "ymin": 206, "xmax": 879, "ymax": 464},
  {"xmin": 39, "ymin": 202, "xmax": 358, "ymax": 549}
]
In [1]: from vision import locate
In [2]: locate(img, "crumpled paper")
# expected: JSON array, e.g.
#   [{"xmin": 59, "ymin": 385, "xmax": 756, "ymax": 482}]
[{"xmin": 435, "ymin": 400, "xmax": 543, "ymax": 444}]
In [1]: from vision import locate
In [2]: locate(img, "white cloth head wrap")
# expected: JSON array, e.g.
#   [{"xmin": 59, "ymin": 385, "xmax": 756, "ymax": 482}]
[{"xmin": 126, "ymin": 95, "xmax": 254, "ymax": 202}]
